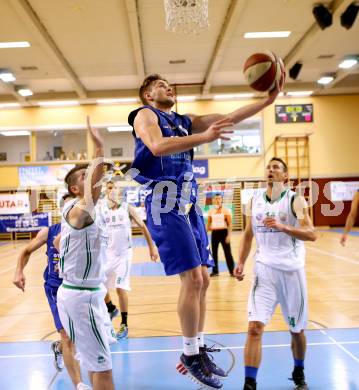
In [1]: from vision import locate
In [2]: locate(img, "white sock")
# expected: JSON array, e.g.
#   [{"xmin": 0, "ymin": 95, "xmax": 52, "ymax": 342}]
[
  {"xmin": 183, "ymin": 336, "xmax": 199, "ymax": 356},
  {"xmin": 197, "ymin": 332, "xmax": 205, "ymax": 348}
]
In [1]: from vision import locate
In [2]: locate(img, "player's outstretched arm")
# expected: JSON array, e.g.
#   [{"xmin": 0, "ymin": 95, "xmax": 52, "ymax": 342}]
[
  {"xmin": 263, "ymin": 196, "xmax": 317, "ymax": 241},
  {"xmin": 128, "ymin": 205, "xmax": 158, "ymax": 262},
  {"xmin": 69, "ymin": 117, "xmax": 104, "ymax": 228},
  {"xmin": 234, "ymin": 215, "xmax": 254, "ymax": 282},
  {"xmin": 13, "ymin": 227, "xmax": 49, "ymax": 292},
  {"xmin": 134, "ymin": 108, "xmax": 233, "ymax": 156},
  {"xmin": 341, "ymin": 191, "xmax": 359, "ymax": 246},
  {"xmin": 83, "ymin": 116, "xmax": 104, "ymax": 206},
  {"xmin": 189, "ymin": 79, "xmax": 284, "ymax": 133}
]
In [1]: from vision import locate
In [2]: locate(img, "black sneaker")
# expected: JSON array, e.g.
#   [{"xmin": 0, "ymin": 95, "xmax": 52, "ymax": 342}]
[
  {"xmin": 176, "ymin": 353, "xmax": 223, "ymax": 389},
  {"xmin": 243, "ymin": 378, "xmax": 257, "ymax": 390},
  {"xmin": 200, "ymin": 345, "xmax": 227, "ymax": 378},
  {"xmin": 210, "ymin": 272, "xmax": 219, "ymax": 277},
  {"xmin": 292, "ymin": 367, "xmax": 308, "ymax": 390}
]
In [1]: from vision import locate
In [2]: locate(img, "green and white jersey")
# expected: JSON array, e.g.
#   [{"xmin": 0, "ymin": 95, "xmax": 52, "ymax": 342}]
[
  {"xmin": 59, "ymin": 198, "xmax": 106, "ymax": 287},
  {"xmin": 98, "ymin": 202, "xmax": 132, "ymax": 257},
  {"xmin": 251, "ymin": 188, "xmax": 305, "ymax": 271}
]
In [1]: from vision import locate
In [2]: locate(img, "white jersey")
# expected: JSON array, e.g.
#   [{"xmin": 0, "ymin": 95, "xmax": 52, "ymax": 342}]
[
  {"xmin": 59, "ymin": 198, "xmax": 106, "ymax": 287},
  {"xmin": 251, "ymin": 189, "xmax": 305, "ymax": 271},
  {"xmin": 100, "ymin": 202, "xmax": 132, "ymax": 257}
]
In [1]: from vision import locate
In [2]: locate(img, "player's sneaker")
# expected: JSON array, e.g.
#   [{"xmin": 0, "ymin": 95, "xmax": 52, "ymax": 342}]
[
  {"xmin": 176, "ymin": 353, "xmax": 223, "ymax": 389},
  {"xmin": 77, "ymin": 383, "xmax": 92, "ymax": 390},
  {"xmin": 243, "ymin": 381, "xmax": 257, "ymax": 390},
  {"xmin": 200, "ymin": 345, "xmax": 227, "ymax": 378},
  {"xmin": 291, "ymin": 367, "xmax": 308, "ymax": 390},
  {"xmin": 109, "ymin": 307, "xmax": 120, "ymax": 320},
  {"xmin": 116, "ymin": 324, "xmax": 128, "ymax": 339},
  {"xmin": 51, "ymin": 341, "xmax": 64, "ymax": 371}
]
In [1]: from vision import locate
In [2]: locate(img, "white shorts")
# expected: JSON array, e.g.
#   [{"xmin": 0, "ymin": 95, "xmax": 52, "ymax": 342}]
[
  {"xmin": 248, "ymin": 262, "xmax": 307, "ymax": 333},
  {"xmin": 105, "ymin": 248, "xmax": 133, "ymax": 291},
  {"xmin": 57, "ymin": 284, "xmax": 116, "ymax": 372}
]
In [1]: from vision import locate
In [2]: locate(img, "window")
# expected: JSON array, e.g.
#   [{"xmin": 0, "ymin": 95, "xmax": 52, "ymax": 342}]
[{"xmin": 194, "ymin": 116, "xmax": 262, "ymax": 156}]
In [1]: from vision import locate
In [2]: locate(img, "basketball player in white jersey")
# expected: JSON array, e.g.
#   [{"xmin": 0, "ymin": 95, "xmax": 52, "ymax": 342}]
[
  {"xmin": 56, "ymin": 117, "xmax": 115, "ymax": 390},
  {"xmin": 234, "ymin": 157, "xmax": 317, "ymax": 390},
  {"xmin": 100, "ymin": 186, "xmax": 158, "ymax": 339}
]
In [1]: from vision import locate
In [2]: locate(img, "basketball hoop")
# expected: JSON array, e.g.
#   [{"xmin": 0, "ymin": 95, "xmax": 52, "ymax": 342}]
[{"xmin": 164, "ymin": 0, "xmax": 209, "ymax": 34}]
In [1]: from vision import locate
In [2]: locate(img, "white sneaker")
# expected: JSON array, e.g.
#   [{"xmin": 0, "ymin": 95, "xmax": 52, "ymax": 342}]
[
  {"xmin": 77, "ymin": 383, "xmax": 92, "ymax": 390},
  {"xmin": 51, "ymin": 341, "xmax": 64, "ymax": 371}
]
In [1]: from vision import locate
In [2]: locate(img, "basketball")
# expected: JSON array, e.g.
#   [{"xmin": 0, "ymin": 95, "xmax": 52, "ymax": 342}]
[{"xmin": 243, "ymin": 51, "xmax": 284, "ymax": 92}]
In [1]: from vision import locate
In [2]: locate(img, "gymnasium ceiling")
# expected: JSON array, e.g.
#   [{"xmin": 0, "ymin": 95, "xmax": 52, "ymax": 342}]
[{"xmin": 0, "ymin": 0, "xmax": 359, "ymax": 107}]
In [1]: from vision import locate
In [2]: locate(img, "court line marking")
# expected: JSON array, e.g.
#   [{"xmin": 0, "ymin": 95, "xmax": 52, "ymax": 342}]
[
  {"xmin": 1, "ymin": 340, "xmax": 359, "ymax": 359},
  {"xmin": 307, "ymin": 246, "xmax": 359, "ymax": 265},
  {"xmin": 310, "ymin": 323, "xmax": 359, "ymax": 364}
]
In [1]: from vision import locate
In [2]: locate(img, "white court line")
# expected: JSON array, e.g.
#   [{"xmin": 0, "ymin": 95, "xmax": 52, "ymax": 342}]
[
  {"xmin": 1, "ymin": 340, "xmax": 359, "ymax": 359},
  {"xmin": 310, "ymin": 323, "xmax": 359, "ymax": 364},
  {"xmin": 307, "ymin": 246, "xmax": 359, "ymax": 266}
]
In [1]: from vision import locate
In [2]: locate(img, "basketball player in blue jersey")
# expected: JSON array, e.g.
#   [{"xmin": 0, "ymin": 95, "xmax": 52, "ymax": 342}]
[
  {"xmin": 128, "ymin": 73, "xmax": 284, "ymax": 389},
  {"xmin": 13, "ymin": 194, "xmax": 91, "ymax": 390}
]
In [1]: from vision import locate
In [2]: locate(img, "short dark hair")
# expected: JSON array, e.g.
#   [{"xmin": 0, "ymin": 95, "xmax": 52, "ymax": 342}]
[
  {"xmin": 269, "ymin": 157, "xmax": 288, "ymax": 172},
  {"xmin": 64, "ymin": 164, "xmax": 88, "ymax": 195},
  {"xmin": 59, "ymin": 192, "xmax": 73, "ymax": 208},
  {"xmin": 139, "ymin": 74, "xmax": 168, "ymax": 105},
  {"xmin": 214, "ymin": 193, "xmax": 223, "ymax": 197},
  {"xmin": 62, "ymin": 193, "xmax": 72, "ymax": 201}
]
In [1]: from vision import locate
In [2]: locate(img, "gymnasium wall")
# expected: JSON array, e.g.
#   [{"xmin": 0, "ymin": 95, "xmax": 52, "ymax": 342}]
[{"xmin": 0, "ymin": 94, "xmax": 358, "ymax": 185}]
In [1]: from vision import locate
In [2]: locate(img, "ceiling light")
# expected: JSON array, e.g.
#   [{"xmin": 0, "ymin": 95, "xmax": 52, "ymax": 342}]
[
  {"xmin": 38, "ymin": 100, "xmax": 79, "ymax": 107},
  {"xmin": 0, "ymin": 41, "xmax": 30, "ymax": 49},
  {"xmin": 96, "ymin": 98, "xmax": 138, "ymax": 104},
  {"xmin": 0, "ymin": 70, "xmax": 16, "ymax": 82},
  {"xmin": 107, "ymin": 126, "xmax": 132, "ymax": 132},
  {"xmin": 0, "ymin": 102, "xmax": 21, "ymax": 108},
  {"xmin": 341, "ymin": 3, "xmax": 359, "ymax": 29},
  {"xmin": 317, "ymin": 76, "xmax": 334, "ymax": 85},
  {"xmin": 0, "ymin": 130, "xmax": 30, "ymax": 136},
  {"xmin": 286, "ymin": 91, "xmax": 313, "ymax": 97},
  {"xmin": 214, "ymin": 93, "xmax": 255, "ymax": 100},
  {"xmin": 313, "ymin": 4, "xmax": 332, "ymax": 30},
  {"xmin": 244, "ymin": 31, "xmax": 291, "ymax": 38},
  {"xmin": 338, "ymin": 58, "xmax": 358, "ymax": 69},
  {"xmin": 176, "ymin": 95, "xmax": 196, "ymax": 102},
  {"xmin": 289, "ymin": 62, "xmax": 303, "ymax": 80},
  {"xmin": 16, "ymin": 87, "xmax": 33, "ymax": 97}
]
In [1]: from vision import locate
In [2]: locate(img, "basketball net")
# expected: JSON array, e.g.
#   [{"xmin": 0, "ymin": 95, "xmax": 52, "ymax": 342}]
[{"xmin": 164, "ymin": 0, "xmax": 209, "ymax": 34}]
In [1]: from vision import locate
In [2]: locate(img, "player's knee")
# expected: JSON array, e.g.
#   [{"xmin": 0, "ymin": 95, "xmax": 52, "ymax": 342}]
[
  {"xmin": 248, "ymin": 321, "xmax": 264, "ymax": 339},
  {"xmin": 201, "ymin": 271, "xmax": 210, "ymax": 291}
]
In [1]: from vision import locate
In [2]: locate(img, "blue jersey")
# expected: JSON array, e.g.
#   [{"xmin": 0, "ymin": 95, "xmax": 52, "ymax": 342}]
[
  {"xmin": 128, "ymin": 106, "xmax": 195, "ymax": 191},
  {"xmin": 44, "ymin": 223, "xmax": 62, "ymax": 288}
]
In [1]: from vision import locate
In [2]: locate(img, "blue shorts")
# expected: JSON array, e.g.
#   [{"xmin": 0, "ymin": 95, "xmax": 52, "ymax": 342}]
[
  {"xmin": 44, "ymin": 283, "xmax": 63, "ymax": 332},
  {"xmin": 146, "ymin": 197, "xmax": 214, "ymax": 275}
]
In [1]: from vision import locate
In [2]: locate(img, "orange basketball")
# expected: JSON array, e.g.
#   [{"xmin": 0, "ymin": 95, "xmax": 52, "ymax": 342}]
[{"xmin": 243, "ymin": 51, "xmax": 283, "ymax": 92}]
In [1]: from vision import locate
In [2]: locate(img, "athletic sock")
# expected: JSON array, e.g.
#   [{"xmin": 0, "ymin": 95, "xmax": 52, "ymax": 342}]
[
  {"xmin": 294, "ymin": 358, "xmax": 304, "ymax": 369},
  {"xmin": 183, "ymin": 336, "xmax": 199, "ymax": 356},
  {"xmin": 106, "ymin": 301, "xmax": 116, "ymax": 313},
  {"xmin": 197, "ymin": 332, "xmax": 205, "ymax": 348},
  {"xmin": 245, "ymin": 366, "xmax": 258, "ymax": 381},
  {"xmin": 121, "ymin": 312, "xmax": 128, "ymax": 326}
]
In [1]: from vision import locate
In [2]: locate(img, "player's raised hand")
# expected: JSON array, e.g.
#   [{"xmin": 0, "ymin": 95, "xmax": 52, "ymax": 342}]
[
  {"xmin": 13, "ymin": 271, "xmax": 26, "ymax": 292},
  {"xmin": 203, "ymin": 117, "xmax": 234, "ymax": 143},
  {"xmin": 86, "ymin": 115, "xmax": 103, "ymax": 149},
  {"xmin": 233, "ymin": 262, "xmax": 245, "ymax": 281}
]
